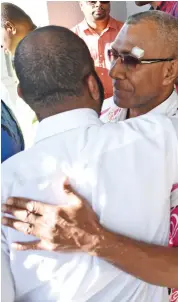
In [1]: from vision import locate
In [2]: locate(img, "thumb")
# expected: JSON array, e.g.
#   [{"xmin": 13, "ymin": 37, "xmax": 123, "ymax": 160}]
[
  {"xmin": 63, "ymin": 178, "xmax": 84, "ymax": 207},
  {"xmin": 63, "ymin": 177, "xmax": 74, "ymax": 194}
]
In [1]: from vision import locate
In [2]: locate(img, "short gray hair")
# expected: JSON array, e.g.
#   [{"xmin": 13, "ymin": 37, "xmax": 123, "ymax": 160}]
[{"xmin": 126, "ymin": 10, "xmax": 178, "ymax": 58}]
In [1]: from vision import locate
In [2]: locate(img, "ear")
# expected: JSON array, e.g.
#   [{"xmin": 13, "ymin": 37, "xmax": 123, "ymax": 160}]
[
  {"xmin": 79, "ymin": 1, "xmax": 85, "ymax": 11},
  {"xmin": 4, "ymin": 21, "xmax": 16, "ymax": 35},
  {"xmin": 17, "ymin": 84, "xmax": 23, "ymax": 100},
  {"xmin": 87, "ymin": 74, "xmax": 100, "ymax": 102},
  {"xmin": 163, "ymin": 60, "xmax": 178, "ymax": 86}
]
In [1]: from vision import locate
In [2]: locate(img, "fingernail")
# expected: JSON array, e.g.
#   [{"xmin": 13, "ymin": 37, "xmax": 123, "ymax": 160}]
[
  {"xmin": 2, "ymin": 217, "xmax": 8, "ymax": 225},
  {"xmin": 11, "ymin": 243, "xmax": 18, "ymax": 249},
  {"xmin": 6, "ymin": 198, "xmax": 13, "ymax": 205},
  {"xmin": 1, "ymin": 205, "xmax": 7, "ymax": 212}
]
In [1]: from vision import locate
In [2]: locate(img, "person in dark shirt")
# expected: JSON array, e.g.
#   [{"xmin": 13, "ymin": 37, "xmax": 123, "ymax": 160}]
[{"xmin": 1, "ymin": 100, "xmax": 24, "ymax": 162}]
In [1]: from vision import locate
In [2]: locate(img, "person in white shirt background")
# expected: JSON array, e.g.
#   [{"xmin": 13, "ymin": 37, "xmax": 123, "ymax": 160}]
[
  {"xmin": 1, "ymin": 15, "xmax": 178, "ymax": 302},
  {"xmin": 1, "ymin": 2, "xmax": 38, "ymax": 148},
  {"xmin": 2, "ymin": 10, "xmax": 178, "ymax": 302}
]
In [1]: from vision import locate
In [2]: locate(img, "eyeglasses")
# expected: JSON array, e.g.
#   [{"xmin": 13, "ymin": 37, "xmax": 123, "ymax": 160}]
[
  {"xmin": 86, "ymin": 1, "xmax": 110, "ymax": 5},
  {"xmin": 108, "ymin": 49, "xmax": 174, "ymax": 70}
]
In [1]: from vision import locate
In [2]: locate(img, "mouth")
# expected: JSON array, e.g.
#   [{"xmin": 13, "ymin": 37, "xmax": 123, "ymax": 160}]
[
  {"xmin": 114, "ymin": 86, "xmax": 132, "ymax": 94},
  {"xmin": 94, "ymin": 9, "xmax": 104, "ymax": 14},
  {"xmin": 113, "ymin": 80, "xmax": 133, "ymax": 93}
]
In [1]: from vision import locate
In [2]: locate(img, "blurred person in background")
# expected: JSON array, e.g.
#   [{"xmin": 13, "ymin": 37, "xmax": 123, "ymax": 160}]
[
  {"xmin": 72, "ymin": 1, "xmax": 123, "ymax": 99},
  {"xmin": 135, "ymin": 1, "xmax": 178, "ymax": 17},
  {"xmin": 1, "ymin": 82, "xmax": 24, "ymax": 162},
  {"xmin": 1, "ymin": 2, "xmax": 38, "ymax": 147}
]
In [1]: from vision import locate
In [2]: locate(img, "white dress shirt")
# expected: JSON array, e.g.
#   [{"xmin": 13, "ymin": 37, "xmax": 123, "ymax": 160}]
[
  {"xmin": 2, "ymin": 108, "xmax": 178, "ymax": 302},
  {"xmin": 101, "ymin": 90, "xmax": 178, "ymax": 215}
]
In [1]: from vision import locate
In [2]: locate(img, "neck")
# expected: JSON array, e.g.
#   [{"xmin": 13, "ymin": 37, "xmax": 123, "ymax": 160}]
[
  {"xmin": 34, "ymin": 97, "xmax": 100, "ymax": 122},
  {"xmin": 128, "ymin": 89, "xmax": 173, "ymax": 119},
  {"xmin": 150, "ymin": 1, "xmax": 161, "ymax": 9},
  {"xmin": 86, "ymin": 17, "xmax": 109, "ymax": 34}
]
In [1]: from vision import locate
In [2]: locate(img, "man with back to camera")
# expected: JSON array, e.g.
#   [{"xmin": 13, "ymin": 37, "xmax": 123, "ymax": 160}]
[
  {"xmin": 72, "ymin": 1, "xmax": 123, "ymax": 99},
  {"xmin": 1, "ymin": 2, "xmax": 38, "ymax": 147},
  {"xmin": 3, "ymin": 11, "xmax": 178, "ymax": 302},
  {"xmin": 1, "ymin": 23, "xmax": 178, "ymax": 302}
]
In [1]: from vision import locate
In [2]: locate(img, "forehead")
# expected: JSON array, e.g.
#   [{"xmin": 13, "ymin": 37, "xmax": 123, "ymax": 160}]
[{"xmin": 112, "ymin": 22, "xmax": 164, "ymax": 57}]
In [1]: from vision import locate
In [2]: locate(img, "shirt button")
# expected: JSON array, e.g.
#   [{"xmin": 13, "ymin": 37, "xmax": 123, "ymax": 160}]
[
  {"xmin": 101, "ymin": 73, "xmax": 104, "ymax": 76},
  {"xmin": 100, "ymin": 54, "xmax": 102, "ymax": 57}
]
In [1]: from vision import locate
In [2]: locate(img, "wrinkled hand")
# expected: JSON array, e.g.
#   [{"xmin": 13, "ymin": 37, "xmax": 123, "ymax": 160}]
[{"xmin": 1, "ymin": 181, "xmax": 103, "ymax": 253}]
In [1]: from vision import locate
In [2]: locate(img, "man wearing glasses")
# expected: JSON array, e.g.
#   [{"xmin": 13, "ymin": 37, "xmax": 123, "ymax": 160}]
[
  {"xmin": 72, "ymin": 1, "xmax": 123, "ymax": 99},
  {"xmin": 100, "ymin": 10, "xmax": 178, "ymax": 302}
]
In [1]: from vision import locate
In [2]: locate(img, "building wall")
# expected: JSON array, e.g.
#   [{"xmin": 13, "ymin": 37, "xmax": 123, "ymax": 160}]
[{"xmin": 126, "ymin": 1, "xmax": 150, "ymax": 17}]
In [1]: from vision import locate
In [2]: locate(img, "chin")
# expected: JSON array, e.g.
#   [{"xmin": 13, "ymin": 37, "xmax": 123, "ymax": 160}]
[
  {"xmin": 113, "ymin": 91, "xmax": 133, "ymax": 108},
  {"xmin": 93, "ymin": 14, "xmax": 106, "ymax": 20}
]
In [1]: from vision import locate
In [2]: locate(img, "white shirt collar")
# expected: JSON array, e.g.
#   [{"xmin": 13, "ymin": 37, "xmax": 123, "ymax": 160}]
[
  {"xmin": 101, "ymin": 90, "xmax": 178, "ymax": 123},
  {"xmin": 35, "ymin": 108, "xmax": 101, "ymax": 144},
  {"xmin": 149, "ymin": 90, "xmax": 178, "ymax": 116}
]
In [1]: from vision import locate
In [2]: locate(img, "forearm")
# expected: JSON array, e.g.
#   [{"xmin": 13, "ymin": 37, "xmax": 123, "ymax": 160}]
[{"xmin": 94, "ymin": 229, "xmax": 178, "ymax": 288}]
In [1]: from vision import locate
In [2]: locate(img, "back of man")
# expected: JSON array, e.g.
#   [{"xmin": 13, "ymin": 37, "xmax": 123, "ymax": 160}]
[
  {"xmin": 2, "ymin": 111, "xmax": 178, "ymax": 302},
  {"xmin": 72, "ymin": 1, "xmax": 123, "ymax": 99},
  {"xmin": 1, "ymin": 26, "xmax": 178, "ymax": 302}
]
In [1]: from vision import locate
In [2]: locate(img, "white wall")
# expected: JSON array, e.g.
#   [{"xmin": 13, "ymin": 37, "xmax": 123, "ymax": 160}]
[
  {"xmin": 3, "ymin": 0, "xmax": 49, "ymax": 26},
  {"xmin": 126, "ymin": 1, "xmax": 150, "ymax": 18}
]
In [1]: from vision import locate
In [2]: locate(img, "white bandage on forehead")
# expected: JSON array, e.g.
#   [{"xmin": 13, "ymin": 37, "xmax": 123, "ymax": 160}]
[{"xmin": 131, "ymin": 46, "xmax": 144, "ymax": 59}]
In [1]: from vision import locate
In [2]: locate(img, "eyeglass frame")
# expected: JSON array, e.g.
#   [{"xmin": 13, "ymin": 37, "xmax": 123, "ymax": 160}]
[{"xmin": 107, "ymin": 48, "xmax": 174, "ymax": 70}]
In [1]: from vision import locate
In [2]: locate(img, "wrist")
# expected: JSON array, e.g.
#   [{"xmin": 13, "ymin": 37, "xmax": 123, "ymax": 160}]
[{"xmin": 88, "ymin": 226, "xmax": 114, "ymax": 257}]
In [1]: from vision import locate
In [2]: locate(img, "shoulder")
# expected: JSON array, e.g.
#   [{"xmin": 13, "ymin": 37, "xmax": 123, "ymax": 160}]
[
  {"xmin": 110, "ymin": 17, "xmax": 123, "ymax": 30},
  {"xmin": 94, "ymin": 114, "xmax": 176, "ymax": 158},
  {"xmin": 71, "ymin": 20, "xmax": 84, "ymax": 34}
]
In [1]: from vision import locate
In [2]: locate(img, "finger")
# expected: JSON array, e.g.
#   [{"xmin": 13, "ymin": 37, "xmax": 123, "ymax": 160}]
[
  {"xmin": 2, "ymin": 205, "xmax": 40, "ymax": 224},
  {"xmin": 11, "ymin": 240, "xmax": 42, "ymax": 251},
  {"xmin": 2, "ymin": 217, "xmax": 34, "ymax": 234},
  {"xmin": 11, "ymin": 240, "xmax": 78, "ymax": 252},
  {"xmin": 6, "ymin": 197, "xmax": 53, "ymax": 216},
  {"xmin": 63, "ymin": 180, "xmax": 85, "ymax": 207},
  {"xmin": 2, "ymin": 217, "xmax": 51, "ymax": 239}
]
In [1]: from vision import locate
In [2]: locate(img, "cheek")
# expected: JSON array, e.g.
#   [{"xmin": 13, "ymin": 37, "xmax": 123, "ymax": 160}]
[
  {"xmin": 129, "ymin": 67, "xmax": 161, "ymax": 96},
  {"xmin": 103, "ymin": 5, "xmax": 110, "ymax": 14}
]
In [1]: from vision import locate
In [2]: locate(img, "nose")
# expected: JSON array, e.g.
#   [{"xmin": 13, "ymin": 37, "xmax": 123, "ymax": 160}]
[
  {"xmin": 109, "ymin": 60, "xmax": 126, "ymax": 80},
  {"xmin": 95, "ymin": 1, "xmax": 102, "ymax": 7}
]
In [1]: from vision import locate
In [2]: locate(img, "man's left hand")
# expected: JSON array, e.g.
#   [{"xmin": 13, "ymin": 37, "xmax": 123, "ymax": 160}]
[{"xmin": 1, "ymin": 181, "xmax": 103, "ymax": 253}]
